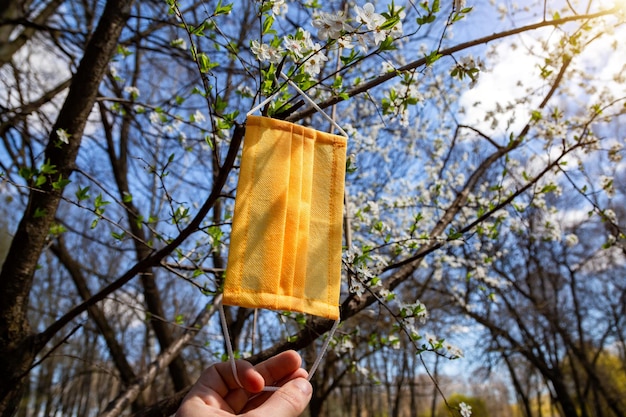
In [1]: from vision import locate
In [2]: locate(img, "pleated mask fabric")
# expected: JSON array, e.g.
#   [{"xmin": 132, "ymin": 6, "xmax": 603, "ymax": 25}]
[{"xmin": 223, "ymin": 115, "xmax": 347, "ymax": 320}]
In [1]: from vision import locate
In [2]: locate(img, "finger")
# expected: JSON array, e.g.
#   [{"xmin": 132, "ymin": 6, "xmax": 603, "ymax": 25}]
[
  {"xmin": 253, "ymin": 350, "xmax": 304, "ymax": 387},
  {"xmin": 190, "ymin": 360, "xmax": 264, "ymax": 407},
  {"xmin": 245, "ymin": 377, "xmax": 312, "ymax": 417}
]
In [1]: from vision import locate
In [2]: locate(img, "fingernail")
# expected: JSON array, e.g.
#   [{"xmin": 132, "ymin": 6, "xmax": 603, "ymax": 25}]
[{"xmin": 293, "ymin": 378, "xmax": 312, "ymax": 395}]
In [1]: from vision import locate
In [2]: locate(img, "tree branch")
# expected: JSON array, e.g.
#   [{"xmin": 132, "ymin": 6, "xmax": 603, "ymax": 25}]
[{"xmin": 285, "ymin": 7, "xmax": 616, "ymax": 122}]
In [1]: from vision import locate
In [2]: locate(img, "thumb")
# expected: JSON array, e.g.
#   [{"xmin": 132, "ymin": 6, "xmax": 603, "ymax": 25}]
[{"xmin": 251, "ymin": 378, "xmax": 312, "ymax": 417}]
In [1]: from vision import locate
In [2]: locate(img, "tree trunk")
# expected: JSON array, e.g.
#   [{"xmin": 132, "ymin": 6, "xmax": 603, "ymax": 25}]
[{"xmin": 0, "ymin": 0, "xmax": 133, "ymax": 414}]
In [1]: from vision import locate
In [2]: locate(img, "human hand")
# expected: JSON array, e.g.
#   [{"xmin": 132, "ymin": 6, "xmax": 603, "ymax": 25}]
[{"xmin": 175, "ymin": 350, "xmax": 312, "ymax": 417}]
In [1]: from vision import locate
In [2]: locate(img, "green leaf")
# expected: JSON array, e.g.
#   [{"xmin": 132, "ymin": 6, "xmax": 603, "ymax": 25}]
[
  {"xmin": 215, "ymin": 0, "xmax": 233, "ymax": 15},
  {"xmin": 76, "ymin": 186, "xmax": 90, "ymax": 201},
  {"xmin": 262, "ymin": 15, "xmax": 275, "ymax": 35},
  {"xmin": 190, "ymin": 21, "xmax": 207, "ymax": 36},
  {"xmin": 19, "ymin": 167, "xmax": 35, "ymax": 180},
  {"xmin": 531, "ymin": 110, "xmax": 542, "ymax": 121},
  {"xmin": 52, "ymin": 175, "xmax": 71, "ymax": 190},
  {"xmin": 417, "ymin": 14, "xmax": 435, "ymax": 25},
  {"xmin": 117, "ymin": 44, "xmax": 132, "ymax": 57},
  {"xmin": 94, "ymin": 193, "xmax": 110, "ymax": 209},
  {"xmin": 49, "ymin": 223, "xmax": 67, "ymax": 236},
  {"xmin": 205, "ymin": 134, "xmax": 215, "ymax": 150},
  {"xmin": 340, "ymin": 49, "xmax": 361, "ymax": 66},
  {"xmin": 34, "ymin": 207, "xmax": 47, "ymax": 218},
  {"xmin": 425, "ymin": 50, "xmax": 442, "ymax": 66},
  {"xmin": 378, "ymin": 36, "xmax": 396, "ymax": 51},
  {"xmin": 40, "ymin": 160, "xmax": 57, "ymax": 175},
  {"xmin": 452, "ymin": 13, "xmax": 464, "ymax": 22},
  {"xmin": 198, "ymin": 53, "xmax": 218, "ymax": 73},
  {"xmin": 207, "ymin": 225, "xmax": 224, "ymax": 247},
  {"xmin": 380, "ymin": 16, "xmax": 400, "ymax": 30},
  {"xmin": 447, "ymin": 228, "xmax": 463, "ymax": 240},
  {"xmin": 214, "ymin": 95, "xmax": 228, "ymax": 113},
  {"xmin": 131, "ymin": 215, "xmax": 142, "ymax": 230},
  {"xmin": 540, "ymin": 183, "xmax": 558, "ymax": 194}
]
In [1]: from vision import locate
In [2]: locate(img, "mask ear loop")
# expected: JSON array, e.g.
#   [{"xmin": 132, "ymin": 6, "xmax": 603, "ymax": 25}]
[
  {"xmin": 218, "ymin": 297, "xmax": 339, "ymax": 392},
  {"xmin": 247, "ymin": 72, "xmax": 349, "ymax": 139}
]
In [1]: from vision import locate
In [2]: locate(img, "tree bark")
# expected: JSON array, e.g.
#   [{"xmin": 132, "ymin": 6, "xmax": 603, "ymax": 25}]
[{"xmin": 0, "ymin": 0, "xmax": 133, "ymax": 414}]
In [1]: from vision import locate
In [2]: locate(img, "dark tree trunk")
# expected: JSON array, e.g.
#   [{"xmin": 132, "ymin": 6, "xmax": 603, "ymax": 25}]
[{"xmin": 0, "ymin": 0, "xmax": 133, "ymax": 414}]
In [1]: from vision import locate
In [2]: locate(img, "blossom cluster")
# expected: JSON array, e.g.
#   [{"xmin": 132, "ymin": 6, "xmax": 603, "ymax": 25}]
[
  {"xmin": 250, "ymin": 2, "xmax": 404, "ymax": 77},
  {"xmin": 343, "ymin": 244, "xmax": 389, "ymax": 297},
  {"xmin": 382, "ymin": 79, "xmax": 424, "ymax": 126},
  {"xmin": 459, "ymin": 402, "xmax": 473, "ymax": 417}
]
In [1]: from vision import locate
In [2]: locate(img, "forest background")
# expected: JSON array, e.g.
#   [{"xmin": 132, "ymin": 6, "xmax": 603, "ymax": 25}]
[{"xmin": 0, "ymin": 0, "xmax": 625, "ymax": 416}]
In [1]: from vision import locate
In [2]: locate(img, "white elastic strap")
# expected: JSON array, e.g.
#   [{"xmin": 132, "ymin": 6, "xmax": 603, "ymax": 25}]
[
  {"xmin": 307, "ymin": 319, "xmax": 340, "ymax": 380},
  {"xmin": 247, "ymin": 72, "xmax": 349, "ymax": 139},
  {"xmin": 218, "ymin": 299, "xmax": 280, "ymax": 392},
  {"xmin": 218, "ymin": 298, "xmax": 245, "ymax": 389},
  {"xmin": 218, "ymin": 297, "xmax": 340, "ymax": 391},
  {"xmin": 246, "ymin": 89, "xmax": 280, "ymax": 117}
]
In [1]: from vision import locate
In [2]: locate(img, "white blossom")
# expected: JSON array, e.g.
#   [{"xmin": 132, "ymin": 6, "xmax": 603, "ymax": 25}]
[
  {"xmin": 459, "ymin": 402, "xmax": 472, "ymax": 417},
  {"xmin": 388, "ymin": 334, "xmax": 400, "ymax": 349},
  {"xmin": 124, "ymin": 85, "xmax": 140, "ymax": 97},
  {"xmin": 353, "ymin": 3, "xmax": 385, "ymax": 31},
  {"xmin": 193, "ymin": 109, "xmax": 206, "ymax": 123},
  {"xmin": 303, "ymin": 48, "xmax": 328, "ymax": 76},
  {"xmin": 350, "ymin": 281, "xmax": 365, "ymax": 296},
  {"xmin": 283, "ymin": 36, "xmax": 306, "ymax": 59},
  {"xmin": 372, "ymin": 27, "xmax": 387, "ymax": 45},
  {"xmin": 445, "ymin": 341, "xmax": 464, "ymax": 358},
  {"xmin": 271, "ymin": 0, "xmax": 288, "ymax": 16},
  {"xmin": 565, "ymin": 233, "xmax": 579, "ymax": 247},
  {"xmin": 355, "ymin": 33, "xmax": 370, "ymax": 53},
  {"xmin": 356, "ymin": 364, "xmax": 370, "ymax": 377},
  {"xmin": 171, "ymin": 37, "xmax": 187, "ymax": 50},
  {"xmin": 338, "ymin": 337, "xmax": 354, "ymax": 352},
  {"xmin": 109, "ymin": 64, "xmax": 118, "ymax": 78},
  {"xmin": 337, "ymin": 35, "xmax": 355, "ymax": 50},
  {"xmin": 56, "ymin": 128, "xmax": 70, "ymax": 144},
  {"xmin": 603, "ymin": 209, "xmax": 617, "ymax": 224},
  {"xmin": 599, "ymin": 175, "xmax": 614, "ymax": 197},
  {"xmin": 312, "ymin": 10, "xmax": 350, "ymax": 41},
  {"xmin": 251, "ymin": 40, "xmax": 284, "ymax": 64},
  {"xmin": 608, "ymin": 142, "xmax": 623, "ymax": 162}
]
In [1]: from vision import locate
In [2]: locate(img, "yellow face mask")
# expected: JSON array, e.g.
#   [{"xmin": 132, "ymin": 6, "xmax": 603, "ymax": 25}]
[{"xmin": 223, "ymin": 115, "xmax": 347, "ymax": 320}]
